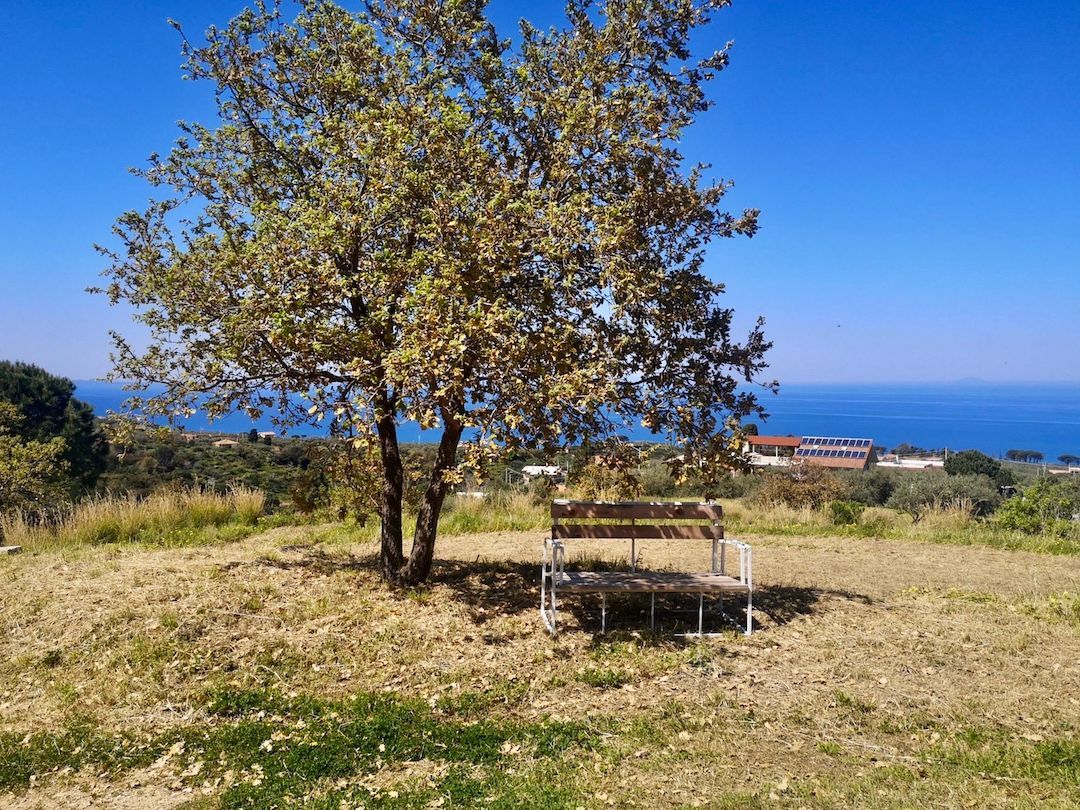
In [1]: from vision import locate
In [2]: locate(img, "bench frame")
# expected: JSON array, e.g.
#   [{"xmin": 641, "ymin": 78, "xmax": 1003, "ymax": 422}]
[{"xmin": 540, "ymin": 500, "xmax": 753, "ymax": 636}]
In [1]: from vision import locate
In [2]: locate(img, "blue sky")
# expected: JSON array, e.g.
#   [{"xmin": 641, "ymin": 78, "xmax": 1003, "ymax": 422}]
[{"xmin": 1, "ymin": 0, "xmax": 1077, "ymax": 384}]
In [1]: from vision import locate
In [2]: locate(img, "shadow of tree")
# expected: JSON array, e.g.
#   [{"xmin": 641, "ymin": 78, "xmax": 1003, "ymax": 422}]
[
  {"xmin": 432, "ymin": 558, "xmax": 541, "ymax": 623},
  {"xmin": 224, "ymin": 544, "xmax": 876, "ymax": 636},
  {"xmin": 218, "ymin": 544, "xmax": 373, "ymax": 576},
  {"xmin": 433, "ymin": 557, "xmax": 877, "ymax": 635}
]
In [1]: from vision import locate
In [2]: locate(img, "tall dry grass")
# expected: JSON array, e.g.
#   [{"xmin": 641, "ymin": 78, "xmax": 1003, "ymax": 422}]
[
  {"xmin": 441, "ymin": 491, "xmax": 548, "ymax": 534},
  {"xmin": 0, "ymin": 487, "xmax": 265, "ymax": 552}
]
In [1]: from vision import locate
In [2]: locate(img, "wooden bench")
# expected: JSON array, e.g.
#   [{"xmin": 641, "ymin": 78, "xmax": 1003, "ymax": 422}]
[{"xmin": 540, "ymin": 500, "xmax": 753, "ymax": 636}]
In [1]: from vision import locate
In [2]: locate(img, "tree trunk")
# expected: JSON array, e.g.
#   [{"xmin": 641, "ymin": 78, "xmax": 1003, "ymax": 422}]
[
  {"xmin": 375, "ymin": 408, "xmax": 405, "ymax": 580},
  {"xmin": 399, "ymin": 416, "xmax": 464, "ymax": 585}
]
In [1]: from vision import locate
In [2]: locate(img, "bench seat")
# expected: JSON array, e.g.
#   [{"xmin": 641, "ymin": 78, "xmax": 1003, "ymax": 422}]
[
  {"xmin": 540, "ymin": 500, "xmax": 753, "ymax": 635},
  {"xmin": 556, "ymin": 571, "xmax": 750, "ymax": 594}
]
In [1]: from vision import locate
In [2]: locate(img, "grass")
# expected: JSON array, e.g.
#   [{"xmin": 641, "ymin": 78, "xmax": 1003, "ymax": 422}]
[
  {"xmin": 933, "ymin": 727, "xmax": 1080, "ymax": 787},
  {"xmin": 2, "ymin": 498, "xmax": 1080, "ymax": 806},
  {"xmin": 0, "ymin": 687, "xmax": 595, "ymax": 808},
  {"xmin": 304, "ymin": 491, "xmax": 549, "ymax": 547},
  {"xmin": 0, "ymin": 487, "xmax": 266, "ymax": 551},
  {"xmin": 5, "ymin": 482, "xmax": 1076, "ymax": 561}
]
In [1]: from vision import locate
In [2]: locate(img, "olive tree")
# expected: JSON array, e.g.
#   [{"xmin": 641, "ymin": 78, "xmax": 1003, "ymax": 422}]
[{"xmin": 97, "ymin": 0, "xmax": 771, "ymax": 584}]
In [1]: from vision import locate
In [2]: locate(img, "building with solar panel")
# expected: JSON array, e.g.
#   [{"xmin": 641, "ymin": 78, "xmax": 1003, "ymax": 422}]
[
  {"xmin": 793, "ymin": 436, "xmax": 875, "ymax": 469},
  {"xmin": 743, "ymin": 435, "xmax": 875, "ymax": 470}
]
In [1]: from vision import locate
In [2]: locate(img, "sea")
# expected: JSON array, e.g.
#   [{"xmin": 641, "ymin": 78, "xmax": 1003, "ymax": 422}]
[{"xmin": 73, "ymin": 380, "xmax": 1080, "ymax": 460}]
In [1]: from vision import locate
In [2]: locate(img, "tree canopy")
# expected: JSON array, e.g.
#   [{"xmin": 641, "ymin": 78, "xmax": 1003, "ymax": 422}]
[
  {"xmin": 0, "ymin": 402, "xmax": 68, "ymax": 516},
  {"xmin": 0, "ymin": 361, "xmax": 108, "ymax": 497},
  {"xmin": 97, "ymin": 0, "xmax": 771, "ymax": 584},
  {"xmin": 944, "ymin": 449, "xmax": 1014, "ymax": 489}
]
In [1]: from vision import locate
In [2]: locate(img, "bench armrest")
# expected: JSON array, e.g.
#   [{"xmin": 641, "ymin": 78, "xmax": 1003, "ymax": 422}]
[{"xmin": 714, "ymin": 538, "xmax": 752, "ymax": 591}]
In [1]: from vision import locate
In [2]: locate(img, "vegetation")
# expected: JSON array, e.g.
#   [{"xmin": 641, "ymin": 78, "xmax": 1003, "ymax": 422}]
[
  {"xmin": 98, "ymin": 427, "xmax": 312, "ymax": 505},
  {"xmin": 1006, "ymin": 448, "xmax": 1045, "ymax": 463},
  {"xmin": 98, "ymin": 0, "xmax": 770, "ymax": 585},
  {"xmin": 944, "ymin": 448, "xmax": 1014, "ymax": 488},
  {"xmin": 0, "ymin": 402, "xmax": 68, "ymax": 515},
  {"xmin": 995, "ymin": 476, "xmax": 1080, "ymax": 537},
  {"xmin": 0, "ymin": 361, "xmax": 108, "ymax": 497},
  {"xmin": 754, "ymin": 463, "xmax": 843, "ymax": 510},
  {"xmin": 2, "ymin": 522, "xmax": 1079, "ymax": 807},
  {"xmin": 0, "ymin": 687, "xmax": 593, "ymax": 807},
  {"xmin": 0, "ymin": 487, "xmax": 265, "ymax": 551},
  {"xmin": 886, "ymin": 472, "xmax": 1000, "ymax": 522}
]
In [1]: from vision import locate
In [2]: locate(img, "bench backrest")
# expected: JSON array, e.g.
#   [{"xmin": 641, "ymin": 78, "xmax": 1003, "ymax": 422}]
[{"xmin": 551, "ymin": 500, "xmax": 723, "ymax": 541}]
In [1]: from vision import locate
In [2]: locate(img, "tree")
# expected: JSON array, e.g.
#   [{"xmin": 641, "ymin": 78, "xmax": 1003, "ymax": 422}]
[
  {"xmin": 97, "ymin": 0, "xmax": 771, "ymax": 584},
  {"xmin": 247, "ymin": 428, "xmax": 260, "ymax": 443},
  {"xmin": 0, "ymin": 361, "xmax": 108, "ymax": 496},
  {"xmin": 1059, "ymin": 454, "xmax": 1080, "ymax": 466},
  {"xmin": 1006, "ymin": 449, "xmax": 1044, "ymax": 464},
  {"xmin": 0, "ymin": 402, "xmax": 68, "ymax": 515},
  {"xmin": 892, "ymin": 443, "xmax": 928, "ymax": 456},
  {"xmin": 886, "ymin": 472, "xmax": 1000, "ymax": 523},
  {"xmin": 944, "ymin": 449, "xmax": 1014, "ymax": 488}
]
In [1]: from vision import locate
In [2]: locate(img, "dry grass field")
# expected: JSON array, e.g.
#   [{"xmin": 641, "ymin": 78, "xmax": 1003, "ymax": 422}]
[{"xmin": 1, "ymin": 525, "xmax": 1078, "ymax": 808}]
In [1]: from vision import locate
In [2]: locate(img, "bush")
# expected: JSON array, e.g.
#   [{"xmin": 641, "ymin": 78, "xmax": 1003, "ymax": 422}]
[
  {"xmin": 569, "ymin": 442, "xmax": 643, "ymax": 500},
  {"xmin": 637, "ymin": 461, "xmax": 676, "ymax": 498},
  {"xmin": 755, "ymin": 463, "xmax": 843, "ymax": 510},
  {"xmin": 995, "ymin": 478, "xmax": 1080, "ymax": 536},
  {"xmin": 887, "ymin": 473, "xmax": 1000, "ymax": 523},
  {"xmin": 829, "ymin": 500, "xmax": 865, "ymax": 526},
  {"xmin": 528, "ymin": 475, "xmax": 557, "ymax": 506},
  {"xmin": 708, "ymin": 473, "xmax": 759, "ymax": 500},
  {"xmin": 839, "ymin": 468, "xmax": 899, "ymax": 506}
]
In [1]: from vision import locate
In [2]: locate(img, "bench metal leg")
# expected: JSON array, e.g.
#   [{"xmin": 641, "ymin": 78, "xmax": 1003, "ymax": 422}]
[
  {"xmin": 698, "ymin": 594, "xmax": 704, "ymax": 635},
  {"xmin": 746, "ymin": 589, "xmax": 753, "ymax": 635},
  {"xmin": 539, "ymin": 546, "xmax": 558, "ymax": 635},
  {"xmin": 540, "ymin": 569, "xmax": 557, "ymax": 634},
  {"xmin": 650, "ymin": 593, "xmax": 655, "ymax": 631},
  {"xmin": 601, "ymin": 593, "xmax": 607, "ymax": 634}
]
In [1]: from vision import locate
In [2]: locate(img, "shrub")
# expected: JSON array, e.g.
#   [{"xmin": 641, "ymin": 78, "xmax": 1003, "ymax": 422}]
[
  {"xmin": 755, "ymin": 463, "xmax": 843, "ymax": 510},
  {"xmin": 569, "ymin": 442, "xmax": 643, "ymax": 500},
  {"xmin": 887, "ymin": 473, "xmax": 999, "ymax": 523},
  {"xmin": 995, "ymin": 478, "xmax": 1080, "ymax": 536},
  {"xmin": 637, "ymin": 460, "xmax": 676, "ymax": 498},
  {"xmin": 528, "ymin": 475, "xmax": 557, "ymax": 506},
  {"xmin": 829, "ymin": 500, "xmax": 865, "ymax": 526},
  {"xmin": 839, "ymin": 468, "xmax": 899, "ymax": 506},
  {"xmin": 707, "ymin": 473, "xmax": 759, "ymax": 500}
]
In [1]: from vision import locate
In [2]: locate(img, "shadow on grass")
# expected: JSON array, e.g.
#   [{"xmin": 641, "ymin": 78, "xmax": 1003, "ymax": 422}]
[
  {"xmin": 225, "ymin": 545, "xmax": 876, "ymax": 635},
  {"xmin": 434, "ymin": 556, "xmax": 877, "ymax": 636}
]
